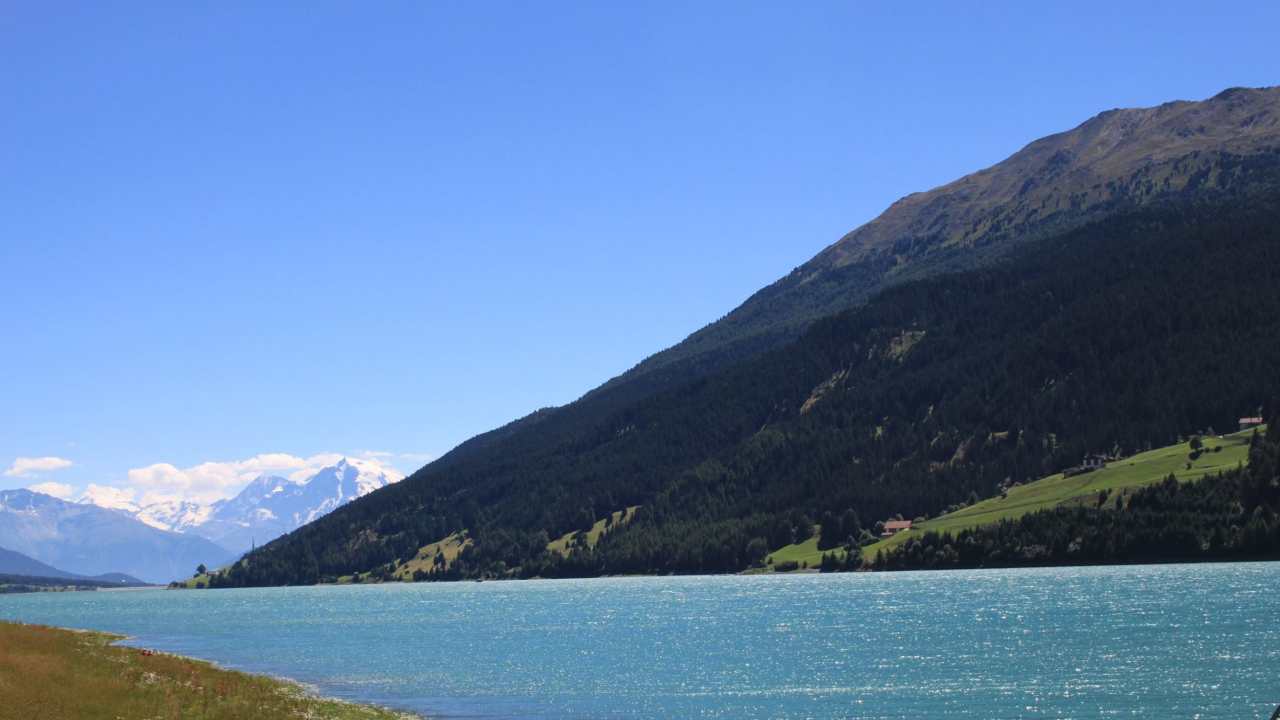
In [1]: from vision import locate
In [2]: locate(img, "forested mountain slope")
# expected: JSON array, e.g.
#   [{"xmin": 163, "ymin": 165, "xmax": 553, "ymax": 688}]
[
  {"xmin": 426, "ymin": 87, "xmax": 1280, "ymax": 480},
  {"xmin": 219, "ymin": 187, "xmax": 1280, "ymax": 585},
  {"xmin": 606, "ymin": 85, "xmax": 1280, "ymax": 391}
]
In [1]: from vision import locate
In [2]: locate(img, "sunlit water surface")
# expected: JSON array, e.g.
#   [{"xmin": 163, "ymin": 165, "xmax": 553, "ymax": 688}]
[{"xmin": 2, "ymin": 563, "xmax": 1278, "ymax": 718}]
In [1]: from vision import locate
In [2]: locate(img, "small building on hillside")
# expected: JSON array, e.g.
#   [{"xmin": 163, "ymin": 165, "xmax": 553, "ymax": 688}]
[
  {"xmin": 881, "ymin": 520, "xmax": 912, "ymax": 538},
  {"xmin": 1082, "ymin": 454, "xmax": 1108, "ymax": 470},
  {"xmin": 1239, "ymin": 417, "xmax": 1264, "ymax": 432},
  {"xmin": 1063, "ymin": 454, "xmax": 1108, "ymax": 478}
]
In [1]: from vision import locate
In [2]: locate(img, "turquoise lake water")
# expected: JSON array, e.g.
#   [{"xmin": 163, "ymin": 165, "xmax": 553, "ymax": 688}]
[{"xmin": 2, "ymin": 563, "xmax": 1278, "ymax": 718}]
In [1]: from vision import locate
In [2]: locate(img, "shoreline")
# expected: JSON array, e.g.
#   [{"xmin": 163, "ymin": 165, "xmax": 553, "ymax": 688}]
[
  {"xmin": 175, "ymin": 553, "xmax": 1280, "ymax": 591},
  {"xmin": 0, "ymin": 620, "xmax": 421, "ymax": 720}
]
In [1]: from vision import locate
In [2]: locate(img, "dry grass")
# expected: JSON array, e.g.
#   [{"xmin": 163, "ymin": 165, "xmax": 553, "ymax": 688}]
[{"xmin": 0, "ymin": 621, "xmax": 416, "ymax": 720}]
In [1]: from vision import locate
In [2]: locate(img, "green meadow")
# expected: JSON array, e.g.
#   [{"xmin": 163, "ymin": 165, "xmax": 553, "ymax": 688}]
[
  {"xmin": 547, "ymin": 506, "xmax": 641, "ymax": 556},
  {"xmin": 759, "ymin": 533, "xmax": 844, "ymax": 572},
  {"xmin": 761, "ymin": 427, "xmax": 1263, "ymax": 571},
  {"xmin": 861, "ymin": 427, "xmax": 1264, "ymax": 559}
]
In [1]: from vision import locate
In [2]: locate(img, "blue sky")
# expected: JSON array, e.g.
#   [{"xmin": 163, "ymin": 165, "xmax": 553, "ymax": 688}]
[{"xmin": 3, "ymin": 2, "xmax": 1279, "ymax": 503}]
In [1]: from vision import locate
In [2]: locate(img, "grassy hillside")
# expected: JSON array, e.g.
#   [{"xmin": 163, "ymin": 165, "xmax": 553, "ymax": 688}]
[
  {"xmin": 758, "ymin": 531, "xmax": 845, "ymax": 572},
  {"xmin": 862, "ymin": 427, "xmax": 1264, "ymax": 559},
  {"xmin": 0, "ymin": 622, "xmax": 412, "ymax": 720},
  {"xmin": 870, "ymin": 427, "xmax": 1280, "ymax": 571},
  {"xmin": 547, "ymin": 506, "xmax": 640, "ymax": 556},
  {"xmin": 390, "ymin": 531, "xmax": 472, "ymax": 581}
]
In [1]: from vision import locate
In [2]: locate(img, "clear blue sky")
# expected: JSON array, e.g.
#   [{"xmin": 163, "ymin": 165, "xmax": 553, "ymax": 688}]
[{"xmin": 3, "ymin": 2, "xmax": 1278, "ymax": 499}]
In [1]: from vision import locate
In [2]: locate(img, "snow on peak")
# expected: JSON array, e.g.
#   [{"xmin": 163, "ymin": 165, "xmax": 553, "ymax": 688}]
[
  {"xmin": 68, "ymin": 454, "xmax": 408, "ymax": 553},
  {"xmin": 337, "ymin": 457, "xmax": 404, "ymax": 496},
  {"xmin": 133, "ymin": 499, "xmax": 215, "ymax": 533}
]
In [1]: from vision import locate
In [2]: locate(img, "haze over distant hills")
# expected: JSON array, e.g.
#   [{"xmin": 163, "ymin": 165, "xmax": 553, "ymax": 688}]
[
  {"xmin": 0, "ymin": 489, "xmax": 233, "ymax": 584},
  {"xmin": 0, "ymin": 545, "xmax": 144, "ymax": 585}
]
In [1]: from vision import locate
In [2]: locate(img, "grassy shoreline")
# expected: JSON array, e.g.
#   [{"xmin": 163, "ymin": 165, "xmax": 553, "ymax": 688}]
[{"xmin": 0, "ymin": 621, "xmax": 418, "ymax": 720}]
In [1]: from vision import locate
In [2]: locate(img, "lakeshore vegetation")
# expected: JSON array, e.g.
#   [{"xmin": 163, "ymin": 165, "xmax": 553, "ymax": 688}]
[
  {"xmin": 0, "ymin": 621, "xmax": 413, "ymax": 720},
  {"xmin": 0, "ymin": 574, "xmax": 143, "ymax": 594}
]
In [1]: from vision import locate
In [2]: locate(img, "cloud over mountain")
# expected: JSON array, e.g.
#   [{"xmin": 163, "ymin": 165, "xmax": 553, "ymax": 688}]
[
  {"xmin": 25, "ymin": 481, "xmax": 74, "ymax": 500},
  {"xmin": 76, "ymin": 456, "xmax": 407, "ymax": 555},
  {"xmin": 120, "ymin": 452, "xmax": 408, "ymax": 505}
]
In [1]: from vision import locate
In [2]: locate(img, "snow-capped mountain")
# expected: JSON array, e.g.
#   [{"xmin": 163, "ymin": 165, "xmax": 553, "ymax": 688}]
[
  {"xmin": 0, "ymin": 489, "xmax": 233, "ymax": 584},
  {"xmin": 79, "ymin": 458, "xmax": 402, "ymax": 554},
  {"xmin": 134, "ymin": 499, "xmax": 215, "ymax": 533},
  {"xmin": 195, "ymin": 458, "xmax": 401, "ymax": 552}
]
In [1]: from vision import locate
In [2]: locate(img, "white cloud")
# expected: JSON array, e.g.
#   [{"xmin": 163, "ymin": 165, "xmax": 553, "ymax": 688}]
[
  {"xmin": 4, "ymin": 456, "xmax": 74, "ymax": 477},
  {"xmin": 78, "ymin": 483, "xmax": 139, "ymax": 511},
  {"xmin": 27, "ymin": 481, "xmax": 74, "ymax": 500},
  {"xmin": 106, "ymin": 451, "xmax": 412, "ymax": 506}
]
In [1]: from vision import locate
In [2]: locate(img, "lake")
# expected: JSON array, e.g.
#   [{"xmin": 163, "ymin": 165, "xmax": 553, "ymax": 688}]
[{"xmin": 2, "ymin": 563, "xmax": 1278, "ymax": 718}]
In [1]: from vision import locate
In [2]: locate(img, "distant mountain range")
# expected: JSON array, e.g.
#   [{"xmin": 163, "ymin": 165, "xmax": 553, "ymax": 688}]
[
  {"xmin": 139, "ymin": 458, "xmax": 402, "ymax": 553},
  {"xmin": 207, "ymin": 85, "xmax": 1280, "ymax": 586},
  {"xmin": 2, "ymin": 458, "xmax": 401, "ymax": 584},
  {"xmin": 0, "ymin": 489, "xmax": 233, "ymax": 584},
  {"xmin": 76, "ymin": 458, "xmax": 399, "ymax": 554},
  {"xmin": 0, "ymin": 546, "xmax": 145, "ymax": 585}
]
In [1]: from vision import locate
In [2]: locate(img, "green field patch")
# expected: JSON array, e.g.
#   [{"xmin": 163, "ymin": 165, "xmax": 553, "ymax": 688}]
[
  {"xmin": 862, "ymin": 426, "xmax": 1264, "ymax": 559},
  {"xmin": 760, "ymin": 527, "xmax": 846, "ymax": 572},
  {"xmin": 176, "ymin": 574, "xmax": 209, "ymax": 589},
  {"xmin": 389, "ymin": 531, "xmax": 473, "ymax": 581},
  {"xmin": 547, "ymin": 506, "xmax": 640, "ymax": 556}
]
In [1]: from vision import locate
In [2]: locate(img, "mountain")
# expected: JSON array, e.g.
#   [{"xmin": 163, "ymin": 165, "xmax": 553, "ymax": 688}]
[
  {"xmin": 193, "ymin": 459, "xmax": 402, "ymax": 552},
  {"xmin": 79, "ymin": 458, "xmax": 402, "ymax": 554},
  {"xmin": 0, "ymin": 546, "xmax": 78, "ymax": 578},
  {"xmin": 0, "ymin": 546, "xmax": 147, "ymax": 585},
  {"xmin": 0, "ymin": 489, "xmax": 234, "ymax": 584},
  {"xmin": 214, "ymin": 87, "xmax": 1280, "ymax": 586},
  {"xmin": 76, "ymin": 488, "xmax": 215, "ymax": 532},
  {"xmin": 410, "ymin": 87, "xmax": 1280, "ymax": 490},
  {"xmin": 133, "ymin": 500, "xmax": 214, "ymax": 533},
  {"xmin": 609, "ymin": 85, "xmax": 1280, "ymax": 390}
]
